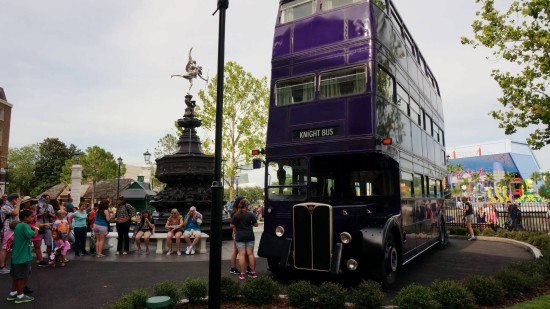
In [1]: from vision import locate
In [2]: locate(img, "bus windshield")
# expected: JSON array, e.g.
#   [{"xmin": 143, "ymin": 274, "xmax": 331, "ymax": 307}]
[
  {"xmin": 267, "ymin": 158, "xmax": 308, "ymax": 201},
  {"xmin": 310, "ymin": 154, "xmax": 395, "ymax": 200}
]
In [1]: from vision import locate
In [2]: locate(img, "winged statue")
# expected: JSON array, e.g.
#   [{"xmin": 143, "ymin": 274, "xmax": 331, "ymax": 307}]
[{"xmin": 171, "ymin": 47, "xmax": 209, "ymax": 93}]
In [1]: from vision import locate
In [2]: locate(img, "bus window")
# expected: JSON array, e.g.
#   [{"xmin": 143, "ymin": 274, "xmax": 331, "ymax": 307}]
[
  {"xmin": 396, "ymin": 82, "xmax": 409, "ymax": 115},
  {"xmin": 413, "ymin": 173, "xmax": 423, "ymax": 197},
  {"xmin": 376, "ymin": 67, "xmax": 394, "ymax": 102},
  {"xmin": 320, "ymin": 66, "xmax": 366, "ymax": 99},
  {"xmin": 410, "ymin": 98, "xmax": 421, "ymax": 126},
  {"xmin": 280, "ymin": 0, "xmax": 316, "ymax": 24},
  {"xmin": 267, "ymin": 158, "xmax": 308, "ymax": 201},
  {"xmin": 401, "ymin": 172, "xmax": 413, "ymax": 197},
  {"xmin": 275, "ymin": 76, "xmax": 315, "ymax": 105},
  {"xmin": 321, "ymin": 0, "xmax": 363, "ymax": 11}
]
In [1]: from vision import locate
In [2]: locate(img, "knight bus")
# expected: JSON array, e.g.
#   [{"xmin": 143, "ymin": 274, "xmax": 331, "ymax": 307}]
[{"xmin": 254, "ymin": 0, "xmax": 448, "ymax": 286}]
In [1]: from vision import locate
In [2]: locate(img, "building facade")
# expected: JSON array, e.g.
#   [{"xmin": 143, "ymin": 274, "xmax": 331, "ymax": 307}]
[{"xmin": 0, "ymin": 87, "xmax": 13, "ymax": 194}]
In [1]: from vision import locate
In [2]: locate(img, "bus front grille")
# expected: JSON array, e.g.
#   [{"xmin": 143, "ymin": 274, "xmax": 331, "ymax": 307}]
[{"xmin": 293, "ymin": 203, "xmax": 332, "ymax": 271}]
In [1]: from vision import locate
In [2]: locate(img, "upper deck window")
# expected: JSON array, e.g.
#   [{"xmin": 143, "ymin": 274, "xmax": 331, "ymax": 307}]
[
  {"xmin": 280, "ymin": 0, "xmax": 316, "ymax": 24},
  {"xmin": 320, "ymin": 66, "xmax": 366, "ymax": 99},
  {"xmin": 275, "ymin": 76, "xmax": 315, "ymax": 106},
  {"xmin": 321, "ymin": 0, "xmax": 362, "ymax": 11}
]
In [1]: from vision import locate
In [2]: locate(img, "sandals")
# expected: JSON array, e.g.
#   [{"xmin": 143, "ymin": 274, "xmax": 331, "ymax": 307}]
[{"xmin": 166, "ymin": 251, "xmax": 173, "ymax": 256}]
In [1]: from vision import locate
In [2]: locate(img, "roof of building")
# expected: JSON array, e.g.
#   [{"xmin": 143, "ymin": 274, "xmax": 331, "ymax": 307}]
[
  {"xmin": 82, "ymin": 178, "xmax": 133, "ymax": 199},
  {"xmin": 121, "ymin": 181, "xmax": 156, "ymax": 199}
]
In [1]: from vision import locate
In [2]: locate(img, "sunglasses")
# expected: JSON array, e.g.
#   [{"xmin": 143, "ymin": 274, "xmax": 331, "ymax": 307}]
[{"xmin": 171, "ymin": 212, "xmax": 177, "ymax": 214}]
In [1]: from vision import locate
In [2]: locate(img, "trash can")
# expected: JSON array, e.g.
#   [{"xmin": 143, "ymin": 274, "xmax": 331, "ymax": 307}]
[{"xmin": 146, "ymin": 296, "xmax": 171, "ymax": 309}]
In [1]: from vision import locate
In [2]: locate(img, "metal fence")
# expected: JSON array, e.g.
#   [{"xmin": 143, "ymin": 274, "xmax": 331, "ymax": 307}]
[{"xmin": 444, "ymin": 202, "xmax": 550, "ymax": 233}]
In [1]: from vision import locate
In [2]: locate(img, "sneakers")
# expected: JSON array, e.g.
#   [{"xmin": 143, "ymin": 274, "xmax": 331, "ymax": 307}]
[
  {"xmin": 190, "ymin": 247, "xmax": 195, "ymax": 255},
  {"xmin": 468, "ymin": 236, "xmax": 476, "ymax": 241},
  {"xmin": 96, "ymin": 254, "xmax": 105, "ymax": 258},
  {"xmin": 177, "ymin": 251, "xmax": 182, "ymax": 256},
  {"xmin": 6, "ymin": 292, "xmax": 16, "ymax": 301},
  {"xmin": 246, "ymin": 266, "xmax": 252, "ymax": 275},
  {"xmin": 230, "ymin": 267, "xmax": 240, "ymax": 275},
  {"xmin": 248, "ymin": 272, "xmax": 258, "ymax": 278},
  {"xmin": 0, "ymin": 267, "xmax": 10, "ymax": 274},
  {"xmin": 238, "ymin": 273, "xmax": 246, "ymax": 280},
  {"xmin": 15, "ymin": 295, "xmax": 35, "ymax": 304},
  {"xmin": 185, "ymin": 246, "xmax": 191, "ymax": 255}
]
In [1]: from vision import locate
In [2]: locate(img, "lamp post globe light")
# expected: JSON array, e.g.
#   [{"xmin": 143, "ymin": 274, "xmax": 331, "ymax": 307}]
[
  {"xmin": 116, "ymin": 156, "xmax": 123, "ymax": 200},
  {"xmin": 143, "ymin": 149, "xmax": 151, "ymax": 164}
]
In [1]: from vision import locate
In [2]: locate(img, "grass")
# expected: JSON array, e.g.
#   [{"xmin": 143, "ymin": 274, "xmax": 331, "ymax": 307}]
[{"xmin": 508, "ymin": 294, "xmax": 550, "ymax": 309}]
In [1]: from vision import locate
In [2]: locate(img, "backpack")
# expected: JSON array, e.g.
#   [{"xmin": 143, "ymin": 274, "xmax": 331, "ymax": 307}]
[{"xmin": 54, "ymin": 219, "xmax": 70, "ymax": 234}]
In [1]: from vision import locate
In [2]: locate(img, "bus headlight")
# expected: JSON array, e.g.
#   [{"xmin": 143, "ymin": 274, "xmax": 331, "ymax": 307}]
[
  {"xmin": 340, "ymin": 232, "xmax": 352, "ymax": 244},
  {"xmin": 275, "ymin": 226, "xmax": 285, "ymax": 237},
  {"xmin": 346, "ymin": 259, "xmax": 358, "ymax": 271}
]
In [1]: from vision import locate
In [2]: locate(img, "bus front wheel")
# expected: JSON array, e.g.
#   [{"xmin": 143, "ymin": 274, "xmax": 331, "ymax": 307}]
[{"xmin": 372, "ymin": 233, "xmax": 399, "ymax": 287}]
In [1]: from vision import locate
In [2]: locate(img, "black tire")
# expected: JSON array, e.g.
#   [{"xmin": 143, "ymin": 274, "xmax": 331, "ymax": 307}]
[
  {"xmin": 372, "ymin": 233, "xmax": 399, "ymax": 287},
  {"xmin": 438, "ymin": 217, "xmax": 448, "ymax": 249}
]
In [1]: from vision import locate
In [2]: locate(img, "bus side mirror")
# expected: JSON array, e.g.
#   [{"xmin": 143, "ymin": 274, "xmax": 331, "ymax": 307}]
[{"xmin": 253, "ymin": 158, "xmax": 263, "ymax": 169}]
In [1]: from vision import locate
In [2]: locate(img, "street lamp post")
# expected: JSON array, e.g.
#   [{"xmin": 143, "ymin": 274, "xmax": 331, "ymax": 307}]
[
  {"xmin": 143, "ymin": 150, "xmax": 152, "ymax": 209},
  {"xmin": 116, "ymin": 156, "xmax": 123, "ymax": 200}
]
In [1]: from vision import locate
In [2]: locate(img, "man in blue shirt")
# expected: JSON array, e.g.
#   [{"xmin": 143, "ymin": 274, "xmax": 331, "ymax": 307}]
[{"xmin": 182, "ymin": 206, "xmax": 202, "ymax": 255}]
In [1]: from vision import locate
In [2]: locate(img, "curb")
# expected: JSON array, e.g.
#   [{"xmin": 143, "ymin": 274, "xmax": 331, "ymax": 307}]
[{"xmin": 449, "ymin": 235, "xmax": 543, "ymax": 259}]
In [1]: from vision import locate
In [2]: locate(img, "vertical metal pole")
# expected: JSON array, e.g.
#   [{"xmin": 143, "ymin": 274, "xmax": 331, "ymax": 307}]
[
  {"xmin": 209, "ymin": 1, "xmax": 228, "ymax": 308},
  {"xmin": 117, "ymin": 163, "xmax": 121, "ymax": 199}
]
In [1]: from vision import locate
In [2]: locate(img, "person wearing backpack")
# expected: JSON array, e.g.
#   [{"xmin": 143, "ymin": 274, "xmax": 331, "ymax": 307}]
[{"xmin": 0, "ymin": 193, "xmax": 21, "ymax": 274}]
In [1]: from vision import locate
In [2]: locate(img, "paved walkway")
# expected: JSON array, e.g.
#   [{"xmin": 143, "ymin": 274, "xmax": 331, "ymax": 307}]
[{"xmin": 0, "ymin": 226, "xmax": 535, "ymax": 309}]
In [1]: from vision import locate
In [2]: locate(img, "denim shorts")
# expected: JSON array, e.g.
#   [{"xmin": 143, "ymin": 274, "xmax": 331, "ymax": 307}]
[
  {"xmin": 235, "ymin": 240, "xmax": 255, "ymax": 250},
  {"xmin": 465, "ymin": 214, "xmax": 474, "ymax": 222},
  {"xmin": 93, "ymin": 225, "xmax": 109, "ymax": 236}
]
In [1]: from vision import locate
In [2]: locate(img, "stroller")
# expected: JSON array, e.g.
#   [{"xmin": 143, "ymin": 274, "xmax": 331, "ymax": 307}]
[{"xmin": 49, "ymin": 245, "xmax": 66, "ymax": 267}]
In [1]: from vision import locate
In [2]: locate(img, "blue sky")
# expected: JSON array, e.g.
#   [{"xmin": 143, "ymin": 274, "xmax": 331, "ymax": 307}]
[{"xmin": 1, "ymin": 0, "xmax": 548, "ymax": 171}]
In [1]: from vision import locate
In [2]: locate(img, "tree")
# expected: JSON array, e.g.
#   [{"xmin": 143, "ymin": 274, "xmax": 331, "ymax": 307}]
[
  {"xmin": 34, "ymin": 138, "xmax": 76, "ymax": 194},
  {"xmin": 485, "ymin": 172, "xmax": 495, "ymax": 189},
  {"xmin": 82, "ymin": 146, "xmax": 126, "ymax": 204},
  {"xmin": 530, "ymin": 171, "xmax": 542, "ymax": 194},
  {"xmin": 197, "ymin": 61, "xmax": 269, "ymax": 201},
  {"xmin": 461, "ymin": 0, "xmax": 550, "ymax": 149},
  {"xmin": 471, "ymin": 172, "xmax": 481, "ymax": 195},
  {"xmin": 6, "ymin": 144, "xmax": 39, "ymax": 195}
]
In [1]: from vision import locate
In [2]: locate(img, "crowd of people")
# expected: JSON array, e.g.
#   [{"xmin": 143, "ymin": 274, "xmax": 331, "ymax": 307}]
[{"xmin": 0, "ymin": 192, "xmax": 263, "ymax": 303}]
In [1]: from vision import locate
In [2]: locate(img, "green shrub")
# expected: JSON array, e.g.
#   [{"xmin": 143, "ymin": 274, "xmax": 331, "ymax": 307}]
[
  {"xmin": 448, "ymin": 226, "xmax": 467, "ymax": 236},
  {"xmin": 317, "ymin": 282, "xmax": 346, "ymax": 309},
  {"xmin": 286, "ymin": 280, "xmax": 318, "ymax": 308},
  {"xmin": 430, "ymin": 280, "xmax": 475, "ymax": 309},
  {"xmin": 394, "ymin": 283, "xmax": 441, "ymax": 309},
  {"xmin": 509, "ymin": 259, "xmax": 550, "ymax": 279},
  {"xmin": 99, "ymin": 299, "xmax": 133, "ymax": 309},
  {"xmin": 220, "ymin": 275, "xmax": 240, "ymax": 301},
  {"xmin": 463, "ymin": 275, "xmax": 504, "ymax": 306},
  {"xmin": 350, "ymin": 280, "xmax": 385, "ymax": 309},
  {"xmin": 494, "ymin": 267, "xmax": 543, "ymax": 297},
  {"xmin": 241, "ymin": 276, "xmax": 279, "ymax": 306},
  {"xmin": 153, "ymin": 280, "xmax": 181, "ymax": 306},
  {"xmin": 181, "ymin": 277, "xmax": 207, "ymax": 303}
]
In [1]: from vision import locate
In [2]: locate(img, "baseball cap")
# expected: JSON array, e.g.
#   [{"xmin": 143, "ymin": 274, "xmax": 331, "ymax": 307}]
[{"xmin": 7, "ymin": 193, "xmax": 20, "ymax": 202}]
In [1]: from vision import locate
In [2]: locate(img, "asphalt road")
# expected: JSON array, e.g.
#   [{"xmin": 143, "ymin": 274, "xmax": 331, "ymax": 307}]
[{"xmin": 0, "ymin": 233, "xmax": 534, "ymax": 308}]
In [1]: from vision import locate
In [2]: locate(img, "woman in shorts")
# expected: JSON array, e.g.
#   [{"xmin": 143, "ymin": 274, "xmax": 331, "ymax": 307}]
[
  {"xmin": 230, "ymin": 199, "xmax": 258, "ymax": 280},
  {"xmin": 93, "ymin": 200, "xmax": 111, "ymax": 258}
]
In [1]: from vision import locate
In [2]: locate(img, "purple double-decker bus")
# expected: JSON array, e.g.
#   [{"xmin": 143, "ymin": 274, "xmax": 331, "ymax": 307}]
[{"xmin": 256, "ymin": 0, "xmax": 448, "ymax": 286}]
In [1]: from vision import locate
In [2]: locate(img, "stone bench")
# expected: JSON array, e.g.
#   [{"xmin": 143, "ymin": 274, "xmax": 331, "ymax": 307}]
[
  {"xmin": 85, "ymin": 231, "xmax": 209, "ymax": 255},
  {"xmin": 149, "ymin": 232, "xmax": 209, "ymax": 255},
  {"xmin": 85, "ymin": 231, "xmax": 118, "ymax": 252}
]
